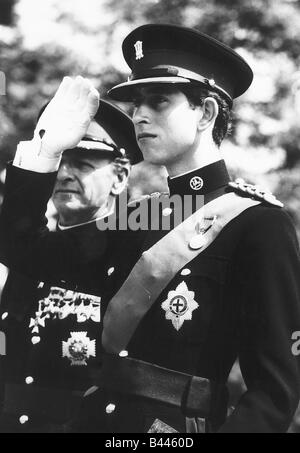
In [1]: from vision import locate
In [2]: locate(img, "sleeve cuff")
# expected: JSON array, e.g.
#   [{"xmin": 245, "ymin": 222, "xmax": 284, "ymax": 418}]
[{"xmin": 13, "ymin": 140, "xmax": 61, "ymax": 173}]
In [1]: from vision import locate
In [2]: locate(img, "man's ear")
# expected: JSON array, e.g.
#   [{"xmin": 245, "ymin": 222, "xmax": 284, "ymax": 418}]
[
  {"xmin": 111, "ymin": 163, "xmax": 131, "ymax": 196},
  {"xmin": 197, "ymin": 97, "xmax": 219, "ymax": 132}
]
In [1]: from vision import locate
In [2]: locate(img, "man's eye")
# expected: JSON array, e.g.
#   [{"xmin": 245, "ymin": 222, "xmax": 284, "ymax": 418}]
[
  {"xmin": 131, "ymin": 95, "xmax": 168, "ymax": 110},
  {"xmin": 132, "ymin": 98, "xmax": 142, "ymax": 108},
  {"xmin": 151, "ymin": 96, "xmax": 168, "ymax": 106},
  {"xmin": 77, "ymin": 161, "xmax": 94, "ymax": 171}
]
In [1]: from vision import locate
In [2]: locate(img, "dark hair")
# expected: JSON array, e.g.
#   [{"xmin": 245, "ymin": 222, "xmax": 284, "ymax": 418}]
[{"xmin": 180, "ymin": 85, "xmax": 232, "ymax": 147}]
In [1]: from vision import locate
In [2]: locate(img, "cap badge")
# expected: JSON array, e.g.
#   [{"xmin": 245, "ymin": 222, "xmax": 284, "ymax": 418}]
[
  {"xmin": 134, "ymin": 40, "xmax": 144, "ymax": 60},
  {"xmin": 62, "ymin": 331, "xmax": 96, "ymax": 366},
  {"xmin": 161, "ymin": 282, "xmax": 199, "ymax": 331},
  {"xmin": 190, "ymin": 176, "xmax": 204, "ymax": 191}
]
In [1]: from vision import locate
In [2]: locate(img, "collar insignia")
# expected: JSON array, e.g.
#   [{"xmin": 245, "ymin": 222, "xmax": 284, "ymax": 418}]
[
  {"xmin": 161, "ymin": 281, "xmax": 199, "ymax": 331},
  {"xmin": 190, "ymin": 176, "xmax": 204, "ymax": 191}
]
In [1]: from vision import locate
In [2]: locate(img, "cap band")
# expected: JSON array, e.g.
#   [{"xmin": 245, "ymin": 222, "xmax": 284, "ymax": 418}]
[
  {"xmin": 77, "ymin": 140, "xmax": 115, "ymax": 152},
  {"xmin": 130, "ymin": 66, "xmax": 232, "ymax": 103},
  {"xmin": 76, "ymin": 139, "xmax": 125, "ymax": 157}
]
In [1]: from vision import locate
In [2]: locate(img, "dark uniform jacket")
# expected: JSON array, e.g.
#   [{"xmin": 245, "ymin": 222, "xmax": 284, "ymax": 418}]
[
  {"xmin": 0, "ymin": 162, "xmax": 300, "ymax": 433},
  {"xmin": 0, "ymin": 272, "xmax": 105, "ymax": 384},
  {"xmin": 0, "ymin": 271, "xmax": 106, "ymax": 432}
]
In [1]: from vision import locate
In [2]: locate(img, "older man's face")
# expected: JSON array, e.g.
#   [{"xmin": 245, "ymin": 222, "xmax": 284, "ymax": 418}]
[{"xmin": 52, "ymin": 149, "xmax": 117, "ymax": 226}]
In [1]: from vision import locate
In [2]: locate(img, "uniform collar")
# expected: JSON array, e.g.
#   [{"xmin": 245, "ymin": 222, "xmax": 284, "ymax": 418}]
[
  {"xmin": 168, "ymin": 160, "xmax": 230, "ymax": 197},
  {"xmin": 57, "ymin": 201, "xmax": 115, "ymax": 231}
]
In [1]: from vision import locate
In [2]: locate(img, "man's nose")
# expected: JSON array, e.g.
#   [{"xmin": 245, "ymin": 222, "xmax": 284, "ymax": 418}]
[
  {"xmin": 57, "ymin": 162, "xmax": 75, "ymax": 182},
  {"xmin": 132, "ymin": 103, "xmax": 151, "ymax": 125}
]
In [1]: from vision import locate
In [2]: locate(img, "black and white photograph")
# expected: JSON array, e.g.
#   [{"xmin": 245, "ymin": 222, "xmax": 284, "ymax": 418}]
[{"xmin": 0, "ymin": 0, "xmax": 300, "ymax": 436}]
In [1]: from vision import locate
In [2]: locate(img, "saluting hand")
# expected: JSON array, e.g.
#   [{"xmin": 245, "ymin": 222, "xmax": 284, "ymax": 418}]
[{"xmin": 34, "ymin": 76, "xmax": 100, "ymax": 158}]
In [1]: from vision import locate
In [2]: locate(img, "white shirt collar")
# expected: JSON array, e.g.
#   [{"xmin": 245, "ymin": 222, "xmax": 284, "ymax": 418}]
[{"xmin": 58, "ymin": 202, "xmax": 115, "ymax": 230}]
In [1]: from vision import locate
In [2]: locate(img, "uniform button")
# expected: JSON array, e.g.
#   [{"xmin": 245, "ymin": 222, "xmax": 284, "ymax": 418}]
[
  {"xmin": 1, "ymin": 312, "xmax": 8, "ymax": 321},
  {"xmin": 31, "ymin": 336, "xmax": 41, "ymax": 345},
  {"xmin": 181, "ymin": 268, "xmax": 191, "ymax": 276},
  {"xmin": 19, "ymin": 415, "xmax": 29, "ymax": 425},
  {"xmin": 106, "ymin": 403, "xmax": 116, "ymax": 414},
  {"xmin": 162, "ymin": 208, "xmax": 173, "ymax": 217},
  {"xmin": 25, "ymin": 376, "xmax": 34, "ymax": 385},
  {"xmin": 119, "ymin": 350, "xmax": 128, "ymax": 358},
  {"xmin": 107, "ymin": 267, "xmax": 115, "ymax": 276}
]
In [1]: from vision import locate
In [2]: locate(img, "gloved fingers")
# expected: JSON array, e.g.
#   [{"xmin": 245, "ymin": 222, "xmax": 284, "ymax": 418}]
[
  {"xmin": 64, "ymin": 75, "xmax": 85, "ymax": 105},
  {"xmin": 77, "ymin": 79, "xmax": 100, "ymax": 118},
  {"xmin": 52, "ymin": 76, "xmax": 73, "ymax": 104},
  {"xmin": 34, "ymin": 78, "xmax": 71, "ymax": 133},
  {"xmin": 85, "ymin": 87, "xmax": 100, "ymax": 120},
  {"xmin": 77, "ymin": 78, "xmax": 93, "ymax": 109}
]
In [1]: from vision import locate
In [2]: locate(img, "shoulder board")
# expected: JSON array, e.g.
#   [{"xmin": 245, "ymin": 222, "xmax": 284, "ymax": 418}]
[
  {"xmin": 229, "ymin": 179, "xmax": 284, "ymax": 208},
  {"xmin": 127, "ymin": 192, "xmax": 169, "ymax": 208}
]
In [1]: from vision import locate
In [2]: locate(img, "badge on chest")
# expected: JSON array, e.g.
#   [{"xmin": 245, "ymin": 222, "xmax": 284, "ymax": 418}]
[
  {"xmin": 62, "ymin": 331, "xmax": 96, "ymax": 366},
  {"xmin": 29, "ymin": 285, "xmax": 101, "ymax": 333},
  {"xmin": 161, "ymin": 281, "xmax": 199, "ymax": 331}
]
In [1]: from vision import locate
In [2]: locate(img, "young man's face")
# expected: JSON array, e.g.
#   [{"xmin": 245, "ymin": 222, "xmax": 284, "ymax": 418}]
[
  {"xmin": 52, "ymin": 149, "xmax": 118, "ymax": 226},
  {"xmin": 132, "ymin": 85, "xmax": 202, "ymax": 169}
]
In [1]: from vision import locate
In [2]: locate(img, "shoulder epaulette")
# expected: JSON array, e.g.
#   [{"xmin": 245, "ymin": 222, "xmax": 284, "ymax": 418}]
[{"xmin": 229, "ymin": 179, "xmax": 284, "ymax": 208}]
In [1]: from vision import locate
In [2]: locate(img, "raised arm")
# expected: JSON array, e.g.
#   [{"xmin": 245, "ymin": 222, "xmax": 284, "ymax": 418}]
[{"xmin": 0, "ymin": 77, "xmax": 107, "ymax": 284}]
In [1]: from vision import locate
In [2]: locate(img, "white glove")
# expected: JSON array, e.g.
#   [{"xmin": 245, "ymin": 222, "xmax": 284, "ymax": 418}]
[{"xmin": 34, "ymin": 76, "xmax": 100, "ymax": 159}]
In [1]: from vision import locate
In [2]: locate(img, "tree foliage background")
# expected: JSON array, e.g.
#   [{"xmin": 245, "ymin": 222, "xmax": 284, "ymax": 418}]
[{"xmin": 0, "ymin": 0, "xmax": 300, "ymax": 431}]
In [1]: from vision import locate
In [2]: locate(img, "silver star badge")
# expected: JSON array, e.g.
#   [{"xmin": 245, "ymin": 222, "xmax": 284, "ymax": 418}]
[{"xmin": 161, "ymin": 282, "xmax": 199, "ymax": 331}]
